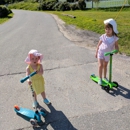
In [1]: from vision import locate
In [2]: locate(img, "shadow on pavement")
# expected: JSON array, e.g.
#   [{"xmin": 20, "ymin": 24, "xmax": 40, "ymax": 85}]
[
  {"xmin": 33, "ymin": 104, "xmax": 77, "ymax": 130},
  {"xmin": 107, "ymin": 84, "xmax": 130, "ymax": 98}
]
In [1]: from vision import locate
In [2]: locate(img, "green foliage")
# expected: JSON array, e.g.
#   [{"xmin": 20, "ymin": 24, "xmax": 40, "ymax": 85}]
[
  {"xmin": 70, "ymin": 3, "xmax": 79, "ymax": 10},
  {"xmin": 38, "ymin": 0, "xmax": 71, "ymax": 11},
  {"xmin": 38, "ymin": 0, "xmax": 57, "ymax": 10},
  {"xmin": 8, "ymin": 1, "xmax": 39, "ymax": 10},
  {"xmin": 78, "ymin": 0, "xmax": 86, "ymax": 10},
  {"xmin": 0, "ymin": 6, "xmax": 12, "ymax": 17},
  {"xmin": 58, "ymin": 2, "xmax": 70, "ymax": 11},
  {"xmin": 52, "ymin": 2, "xmax": 62, "ymax": 11},
  {"xmin": 128, "ymin": 0, "xmax": 130, "ymax": 5}
]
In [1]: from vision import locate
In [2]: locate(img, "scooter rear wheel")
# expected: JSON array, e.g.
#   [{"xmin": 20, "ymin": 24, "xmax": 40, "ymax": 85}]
[
  {"xmin": 30, "ymin": 119, "xmax": 38, "ymax": 127},
  {"xmin": 104, "ymin": 86, "xmax": 110, "ymax": 93}
]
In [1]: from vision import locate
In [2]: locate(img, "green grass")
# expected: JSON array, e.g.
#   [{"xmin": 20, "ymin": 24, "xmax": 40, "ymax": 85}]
[
  {"xmin": 8, "ymin": 1, "xmax": 39, "ymax": 11},
  {"xmin": 0, "ymin": 13, "xmax": 13, "ymax": 24},
  {"xmin": 48, "ymin": 9, "xmax": 130, "ymax": 55},
  {"xmin": 1, "ymin": 2, "xmax": 130, "ymax": 55}
]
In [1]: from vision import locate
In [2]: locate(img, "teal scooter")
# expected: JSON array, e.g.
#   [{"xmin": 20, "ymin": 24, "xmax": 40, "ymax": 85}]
[
  {"xmin": 90, "ymin": 50, "xmax": 118, "ymax": 93},
  {"xmin": 14, "ymin": 71, "xmax": 47, "ymax": 127}
]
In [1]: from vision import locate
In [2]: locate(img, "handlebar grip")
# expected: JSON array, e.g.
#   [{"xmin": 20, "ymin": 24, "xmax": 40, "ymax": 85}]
[
  {"xmin": 104, "ymin": 50, "xmax": 118, "ymax": 56},
  {"xmin": 20, "ymin": 71, "xmax": 37, "ymax": 83}
]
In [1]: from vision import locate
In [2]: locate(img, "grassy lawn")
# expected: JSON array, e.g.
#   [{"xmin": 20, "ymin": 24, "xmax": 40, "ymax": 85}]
[
  {"xmin": 1, "ymin": 2, "xmax": 130, "ymax": 55},
  {"xmin": 48, "ymin": 9, "xmax": 130, "ymax": 55}
]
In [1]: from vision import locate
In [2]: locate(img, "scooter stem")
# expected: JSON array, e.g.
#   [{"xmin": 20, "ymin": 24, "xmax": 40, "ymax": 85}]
[
  {"xmin": 109, "ymin": 54, "xmax": 113, "ymax": 82},
  {"xmin": 104, "ymin": 50, "xmax": 118, "ymax": 82},
  {"xmin": 30, "ymin": 84, "xmax": 37, "ymax": 110}
]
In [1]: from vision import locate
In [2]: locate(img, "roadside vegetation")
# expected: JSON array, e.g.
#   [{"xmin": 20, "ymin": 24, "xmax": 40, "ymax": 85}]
[
  {"xmin": 49, "ymin": 9, "xmax": 130, "ymax": 55},
  {"xmin": 0, "ymin": 0, "xmax": 130, "ymax": 55},
  {"xmin": 0, "ymin": 5, "xmax": 13, "ymax": 23}
]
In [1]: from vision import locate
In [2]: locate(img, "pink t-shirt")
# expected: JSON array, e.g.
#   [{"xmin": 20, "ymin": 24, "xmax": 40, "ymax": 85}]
[{"xmin": 98, "ymin": 34, "xmax": 119, "ymax": 53}]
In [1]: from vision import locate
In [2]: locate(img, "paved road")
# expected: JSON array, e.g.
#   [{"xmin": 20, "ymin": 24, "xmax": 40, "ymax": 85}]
[{"xmin": 0, "ymin": 10, "xmax": 130, "ymax": 130}]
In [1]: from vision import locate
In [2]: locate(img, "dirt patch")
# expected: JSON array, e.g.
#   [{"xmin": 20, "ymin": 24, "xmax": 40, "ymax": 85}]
[{"xmin": 52, "ymin": 14, "xmax": 100, "ymax": 50}]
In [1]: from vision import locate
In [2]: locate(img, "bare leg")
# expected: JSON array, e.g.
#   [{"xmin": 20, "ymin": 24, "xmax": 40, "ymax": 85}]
[
  {"xmin": 103, "ymin": 61, "xmax": 108, "ymax": 78},
  {"xmin": 98, "ymin": 59, "xmax": 104, "ymax": 79},
  {"xmin": 41, "ymin": 91, "xmax": 46, "ymax": 99}
]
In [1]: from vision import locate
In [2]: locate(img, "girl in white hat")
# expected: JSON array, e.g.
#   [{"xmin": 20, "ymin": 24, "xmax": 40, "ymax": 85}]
[
  {"xmin": 95, "ymin": 18, "xmax": 119, "ymax": 85},
  {"xmin": 25, "ymin": 49, "xmax": 51, "ymax": 108}
]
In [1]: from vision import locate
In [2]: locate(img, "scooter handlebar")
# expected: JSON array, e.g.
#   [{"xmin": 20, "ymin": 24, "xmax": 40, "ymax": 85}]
[
  {"xmin": 104, "ymin": 50, "xmax": 118, "ymax": 56},
  {"xmin": 20, "ymin": 71, "xmax": 37, "ymax": 83}
]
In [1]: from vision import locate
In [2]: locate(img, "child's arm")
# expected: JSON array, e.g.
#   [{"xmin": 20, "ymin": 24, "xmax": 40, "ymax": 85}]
[
  {"xmin": 37, "ymin": 64, "xmax": 43, "ymax": 75},
  {"xmin": 115, "ymin": 41, "xmax": 119, "ymax": 53},
  {"xmin": 95, "ymin": 40, "xmax": 102, "ymax": 58},
  {"xmin": 26, "ymin": 66, "xmax": 32, "ymax": 85}
]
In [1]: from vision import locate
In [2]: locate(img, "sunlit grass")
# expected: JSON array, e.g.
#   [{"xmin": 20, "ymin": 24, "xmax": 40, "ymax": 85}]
[{"xmin": 48, "ymin": 9, "xmax": 130, "ymax": 55}]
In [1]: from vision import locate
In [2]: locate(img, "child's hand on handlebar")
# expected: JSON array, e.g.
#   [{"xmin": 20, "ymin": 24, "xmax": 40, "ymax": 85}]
[{"xmin": 27, "ymin": 79, "xmax": 32, "ymax": 85}]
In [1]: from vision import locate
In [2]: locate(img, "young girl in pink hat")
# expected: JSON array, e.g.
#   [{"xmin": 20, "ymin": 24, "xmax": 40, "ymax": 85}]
[
  {"xmin": 95, "ymin": 18, "xmax": 119, "ymax": 85},
  {"xmin": 25, "ymin": 49, "xmax": 51, "ymax": 108}
]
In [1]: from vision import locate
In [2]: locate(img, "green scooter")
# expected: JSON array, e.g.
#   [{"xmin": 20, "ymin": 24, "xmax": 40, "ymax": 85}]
[{"xmin": 90, "ymin": 50, "xmax": 118, "ymax": 93}]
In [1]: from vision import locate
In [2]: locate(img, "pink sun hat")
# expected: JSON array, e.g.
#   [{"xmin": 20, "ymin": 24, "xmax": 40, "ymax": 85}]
[{"xmin": 25, "ymin": 49, "xmax": 43, "ymax": 64}]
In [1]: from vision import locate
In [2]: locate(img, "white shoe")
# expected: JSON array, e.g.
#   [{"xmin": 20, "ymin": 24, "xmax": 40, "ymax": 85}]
[{"xmin": 98, "ymin": 79, "xmax": 102, "ymax": 85}]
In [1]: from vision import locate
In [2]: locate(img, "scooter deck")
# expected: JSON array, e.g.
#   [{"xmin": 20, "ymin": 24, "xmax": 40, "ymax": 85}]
[
  {"xmin": 90, "ymin": 74, "xmax": 118, "ymax": 89},
  {"xmin": 90, "ymin": 74, "xmax": 108, "ymax": 86},
  {"xmin": 14, "ymin": 107, "xmax": 35, "ymax": 119}
]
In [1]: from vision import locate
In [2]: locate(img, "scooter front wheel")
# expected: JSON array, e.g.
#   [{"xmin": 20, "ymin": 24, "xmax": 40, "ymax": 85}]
[
  {"xmin": 113, "ymin": 81, "xmax": 118, "ymax": 88},
  {"xmin": 30, "ymin": 119, "xmax": 38, "ymax": 127}
]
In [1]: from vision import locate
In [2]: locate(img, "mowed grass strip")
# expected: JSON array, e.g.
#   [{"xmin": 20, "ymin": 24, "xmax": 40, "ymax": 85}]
[{"xmin": 48, "ymin": 10, "xmax": 130, "ymax": 55}]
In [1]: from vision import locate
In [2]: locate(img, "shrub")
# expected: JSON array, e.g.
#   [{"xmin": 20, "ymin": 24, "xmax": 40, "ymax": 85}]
[
  {"xmin": 38, "ymin": 0, "xmax": 57, "ymax": 10},
  {"xmin": 58, "ymin": 2, "xmax": 71, "ymax": 11},
  {"xmin": 70, "ymin": 3, "xmax": 79, "ymax": 10},
  {"xmin": 78, "ymin": 0, "xmax": 86, "ymax": 10},
  {"xmin": 52, "ymin": 1, "xmax": 62, "ymax": 11},
  {"xmin": 0, "ymin": 6, "xmax": 12, "ymax": 18}
]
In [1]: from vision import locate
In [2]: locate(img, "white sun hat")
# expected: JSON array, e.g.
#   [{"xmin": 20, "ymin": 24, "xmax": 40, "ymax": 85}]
[
  {"xmin": 104, "ymin": 18, "xmax": 118, "ymax": 34},
  {"xmin": 25, "ymin": 49, "xmax": 43, "ymax": 64}
]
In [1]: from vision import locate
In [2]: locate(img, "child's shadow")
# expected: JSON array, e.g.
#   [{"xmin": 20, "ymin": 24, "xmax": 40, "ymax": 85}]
[
  {"xmin": 107, "ymin": 84, "xmax": 130, "ymax": 98},
  {"xmin": 34, "ymin": 104, "xmax": 77, "ymax": 130}
]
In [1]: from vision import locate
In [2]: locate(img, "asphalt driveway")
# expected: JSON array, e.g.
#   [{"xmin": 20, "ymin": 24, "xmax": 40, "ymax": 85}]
[{"xmin": 0, "ymin": 10, "xmax": 130, "ymax": 130}]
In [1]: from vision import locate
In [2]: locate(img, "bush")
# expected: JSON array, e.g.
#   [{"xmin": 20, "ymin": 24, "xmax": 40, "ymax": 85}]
[
  {"xmin": 38, "ymin": 0, "xmax": 57, "ymax": 10},
  {"xmin": 53, "ymin": 1, "xmax": 71, "ymax": 11},
  {"xmin": 52, "ymin": 1, "xmax": 62, "ymax": 11},
  {"xmin": 70, "ymin": 3, "xmax": 79, "ymax": 10},
  {"xmin": 0, "ymin": 6, "xmax": 12, "ymax": 18},
  {"xmin": 38, "ymin": 0, "xmax": 71, "ymax": 11},
  {"xmin": 78, "ymin": 0, "xmax": 86, "ymax": 10},
  {"xmin": 58, "ymin": 2, "xmax": 71, "ymax": 11}
]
